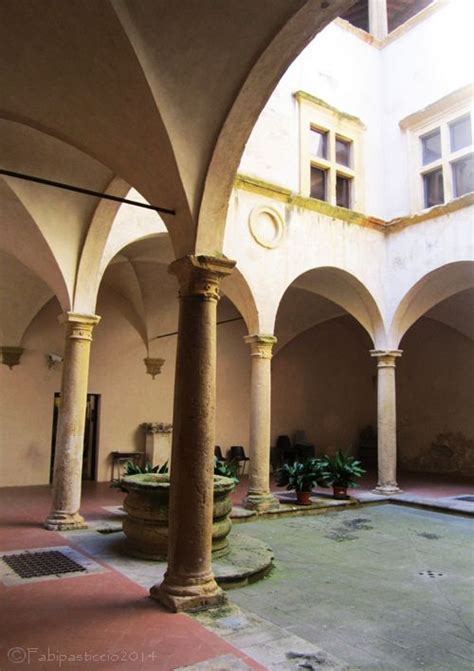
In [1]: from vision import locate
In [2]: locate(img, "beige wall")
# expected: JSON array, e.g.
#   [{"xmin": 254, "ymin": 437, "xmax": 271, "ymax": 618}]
[
  {"xmin": 1, "ymin": 294, "xmax": 472, "ymax": 487},
  {"xmin": 398, "ymin": 318, "xmax": 474, "ymax": 475},
  {"xmin": 0, "ymin": 290, "xmax": 250, "ymax": 487},
  {"xmin": 271, "ymin": 313, "xmax": 474, "ymax": 476},
  {"xmin": 271, "ymin": 316, "xmax": 376, "ymax": 455},
  {"xmin": 0, "ymin": 297, "xmax": 63, "ymax": 486}
]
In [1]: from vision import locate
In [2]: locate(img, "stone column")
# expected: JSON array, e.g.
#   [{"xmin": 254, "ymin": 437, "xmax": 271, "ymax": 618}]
[
  {"xmin": 370, "ymin": 349, "xmax": 403, "ymax": 495},
  {"xmin": 44, "ymin": 312, "xmax": 100, "ymax": 530},
  {"xmin": 244, "ymin": 334, "xmax": 279, "ymax": 511},
  {"xmin": 151, "ymin": 255, "xmax": 235, "ymax": 612},
  {"xmin": 369, "ymin": 0, "xmax": 388, "ymax": 40}
]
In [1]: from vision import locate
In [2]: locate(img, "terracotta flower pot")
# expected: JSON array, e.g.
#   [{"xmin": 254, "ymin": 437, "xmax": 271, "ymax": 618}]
[
  {"xmin": 333, "ymin": 485, "xmax": 348, "ymax": 500},
  {"xmin": 296, "ymin": 490, "xmax": 312, "ymax": 506}
]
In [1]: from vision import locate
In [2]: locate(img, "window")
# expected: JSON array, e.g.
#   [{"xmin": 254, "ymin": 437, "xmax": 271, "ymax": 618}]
[
  {"xmin": 310, "ymin": 128, "xmax": 327, "ymax": 159},
  {"xmin": 421, "ymin": 129, "xmax": 441, "ymax": 165},
  {"xmin": 309, "ymin": 128, "xmax": 355, "ymax": 208},
  {"xmin": 401, "ymin": 87, "xmax": 474, "ymax": 212},
  {"xmin": 310, "ymin": 166, "xmax": 327, "ymax": 200},
  {"xmin": 452, "ymin": 155, "xmax": 473, "ymax": 198},
  {"xmin": 296, "ymin": 91, "xmax": 365, "ymax": 212},
  {"xmin": 336, "ymin": 174, "xmax": 352, "ymax": 208},
  {"xmin": 419, "ymin": 112, "xmax": 473, "ymax": 208}
]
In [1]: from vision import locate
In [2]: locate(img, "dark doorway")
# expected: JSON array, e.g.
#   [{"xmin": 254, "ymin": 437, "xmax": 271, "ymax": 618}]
[{"xmin": 50, "ymin": 393, "xmax": 100, "ymax": 482}]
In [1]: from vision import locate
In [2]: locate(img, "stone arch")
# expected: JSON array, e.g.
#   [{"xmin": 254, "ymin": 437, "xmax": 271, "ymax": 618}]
[
  {"xmin": 220, "ymin": 268, "xmax": 260, "ymax": 335},
  {"xmin": 0, "ymin": 250, "xmax": 54, "ymax": 346},
  {"xmin": 0, "ymin": 177, "xmax": 70, "ymax": 310},
  {"xmin": 389, "ymin": 261, "xmax": 474, "ymax": 347},
  {"xmin": 74, "ymin": 180, "xmax": 167, "ymax": 313},
  {"xmin": 97, "ymin": 256, "xmax": 148, "ymax": 351},
  {"xmin": 190, "ymin": 0, "xmax": 355, "ymax": 255},
  {"xmin": 274, "ymin": 266, "xmax": 385, "ymax": 347}
]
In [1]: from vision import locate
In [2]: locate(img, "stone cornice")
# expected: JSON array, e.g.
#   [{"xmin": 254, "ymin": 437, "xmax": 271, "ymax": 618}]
[
  {"xmin": 293, "ymin": 90, "xmax": 366, "ymax": 129},
  {"xmin": 333, "ymin": 0, "xmax": 449, "ymax": 50},
  {"xmin": 385, "ymin": 193, "xmax": 474, "ymax": 231},
  {"xmin": 399, "ymin": 84, "xmax": 474, "ymax": 130},
  {"xmin": 234, "ymin": 174, "xmax": 474, "ymax": 234}
]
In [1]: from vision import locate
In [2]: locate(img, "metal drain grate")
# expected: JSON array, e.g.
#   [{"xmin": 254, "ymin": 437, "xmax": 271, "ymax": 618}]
[
  {"xmin": 0, "ymin": 546, "xmax": 106, "ymax": 586},
  {"xmin": 2, "ymin": 550, "xmax": 86, "ymax": 579},
  {"xmin": 454, "ymin": 495, "xmax": 474, "ymax": 503},
  {"xmin": 419, "ymin": 569, "xmax": 444, "ymax": 579}
]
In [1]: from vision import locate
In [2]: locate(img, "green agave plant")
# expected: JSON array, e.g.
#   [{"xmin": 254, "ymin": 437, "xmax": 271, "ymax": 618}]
[
  {"xmin": 111, "ymin": 459, "xmax": 168, "ymax": 491},
  {"xmin": 319, "ymin": 450, "xmax": 365, "ymax": 488},
  {"xmin": 275, "ymin": 459, "xmax": 327, "ymax": 493},
  {"xmin": 214, "ymin": 456, "xmax": 240, "ymax": 484}
]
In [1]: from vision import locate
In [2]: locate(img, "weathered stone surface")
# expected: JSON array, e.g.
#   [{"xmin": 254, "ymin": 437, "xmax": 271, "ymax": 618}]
[
  {"xmin": 213, "ymin": 533, "xmax": 273, "ymax": 587},
  {"xmin": 174, "ymin": 654, "xmax": 254, "ymax": 670},
  {"xmin": 44, "ymin": 312, "xmax": 100, "ymax": 531},
  {"xmin": 122, "ymin": 473, "xmax": 235, "ymax": 560}
]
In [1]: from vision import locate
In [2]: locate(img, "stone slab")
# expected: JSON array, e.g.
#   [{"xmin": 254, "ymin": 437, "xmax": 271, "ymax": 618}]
[
  {"xmin": 174, "ymin": 654, "xmax": 254, "ymax": 670},
  {"xmin": 60, "ymin": 526, "xmax": 273, "ymax": 591}
]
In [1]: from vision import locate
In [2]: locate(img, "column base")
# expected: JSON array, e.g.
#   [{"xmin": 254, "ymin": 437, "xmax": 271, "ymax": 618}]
[
  {"xmin": 373, "ymin": 484, "xmax": 403, "ymax": 496},
  {"xmin": 244, "ymin": 492, "xmax": 279, "ymax": 512},
  {"xmin": 150, "ymin": 574, "xmax": 228, "ymax": 613},
  {"xmin": 44, "ymin": 511, "xmax": 88, "ymax": 531}
]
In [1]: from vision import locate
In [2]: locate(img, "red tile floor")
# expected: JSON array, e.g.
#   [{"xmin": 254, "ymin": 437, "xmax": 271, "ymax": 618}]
[
  {"xmin": 1, "ymin": 470, "xmax": 472, "ymax": 671},
  {"xmin": 0, "ymin": 484, "xmax": 264, "ymax": 671}
]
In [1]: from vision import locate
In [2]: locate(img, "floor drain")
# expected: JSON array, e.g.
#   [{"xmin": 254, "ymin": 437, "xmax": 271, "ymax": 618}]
[
  {"xmin": 3, "ymin": 550, "xmax": 86, "ymax": 578},
  {"xmin": 418, "ymin": 569, "xmax": 444, "ymax": 578},
  {"xmin": 0, "ymin": 546, "xmax": 106, "ymax": 586}
]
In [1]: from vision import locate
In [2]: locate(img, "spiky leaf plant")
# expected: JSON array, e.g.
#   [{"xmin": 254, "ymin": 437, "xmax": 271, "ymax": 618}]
[{"xmin": 319, "ymin": 450, "xmax": 365, "ymax": 488}]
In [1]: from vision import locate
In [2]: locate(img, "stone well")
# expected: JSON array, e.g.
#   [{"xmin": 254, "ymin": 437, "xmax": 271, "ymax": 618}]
[{"xmin": 122, "ymin": 473, "xmax": 235, "ymax": 560}]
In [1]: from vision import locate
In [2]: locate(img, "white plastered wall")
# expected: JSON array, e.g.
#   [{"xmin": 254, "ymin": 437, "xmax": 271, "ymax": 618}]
[
  {"xmin": 381, "ymin": 0, "xmax": 474, "ymax": 219},
  {"xmin": 239, "ymin": 20, "xmax": 383, "ymax": 217}
]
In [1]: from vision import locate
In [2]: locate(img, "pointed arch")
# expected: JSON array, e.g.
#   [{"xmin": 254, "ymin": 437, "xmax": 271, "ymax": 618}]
[{"xmin": 0, "ymin": 177, "xmax": 70, "ymax": 310}]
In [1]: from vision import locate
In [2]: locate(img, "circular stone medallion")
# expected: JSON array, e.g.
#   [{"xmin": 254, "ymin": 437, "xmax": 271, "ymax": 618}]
[{"xmin": 249, "ymin": 206, "xmax": 284, "ymax": 249}]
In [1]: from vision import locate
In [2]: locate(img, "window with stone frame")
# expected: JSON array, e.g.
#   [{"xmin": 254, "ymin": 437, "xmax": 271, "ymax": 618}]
[
  {"xmin": 295, "ymin": 91, "xmax": 365, "ymax": 212},
  {"xmin": 401, "ymin": 86, "xmax": 474, "ymax": 212}
]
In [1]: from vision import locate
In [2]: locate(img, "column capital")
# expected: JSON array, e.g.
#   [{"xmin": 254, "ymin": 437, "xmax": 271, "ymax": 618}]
[
  {"xmin": 169, "ymin": 255, "xmax": 236, "ymax": 300},
  {"xmin": 370, "ymin": 349, "xmax": 402, "ymax": 368},
  {"xmin": 144, "ymin": 357, "xmax": 165, "ymax": 379},
  {"xmin": 0, "ymin": 346, "xmax": 24, "ymax": 369},
  {"xmin": 244, "ymin": 334, "xmax": 277, "ymax": 359},
  {"xmin": 59, "ymin": 312, "xmax": 101, "ymax": 342}
]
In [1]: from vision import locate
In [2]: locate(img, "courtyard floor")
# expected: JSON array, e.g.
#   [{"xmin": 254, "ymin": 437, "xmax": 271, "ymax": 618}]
[
  {"xmin": 225, "ymin": 504, "xmax": 474, "ymax": 670},
  {"xmin": 0, "ymin": 473, "xmax": 473, "ymax": 670}
]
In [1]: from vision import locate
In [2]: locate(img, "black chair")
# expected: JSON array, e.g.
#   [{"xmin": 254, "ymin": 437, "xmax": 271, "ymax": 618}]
[
  {"xmin": 214, "ymin": 445, "xmax": 224, "ymax": 461},
  {"xmin": 293, "ymin": 430, "xmax": 315, "ymax": 460},
  {"xmin": 228, "ymin": 445, "xmax": 249, "ymax": 474},
  {"xmin": 276, "ymin": 434, "xmax": 297, "ymax": 464}
]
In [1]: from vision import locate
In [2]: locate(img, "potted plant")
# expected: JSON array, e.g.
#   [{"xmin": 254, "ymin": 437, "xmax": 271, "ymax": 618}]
[
  {"xmin": 275, "ymin": 459, "xmax": 325, "ymax": 505},
  {"xmin": 111, "ymin": 460, "xmax": 168, "ymax": 492},
  {"xmin": 319, "ymin": 450, "xmax": 365, "ymax": 499},
  {"xmin": 214, "ymin": 456, "xmax": 240, "ymax": 484}
]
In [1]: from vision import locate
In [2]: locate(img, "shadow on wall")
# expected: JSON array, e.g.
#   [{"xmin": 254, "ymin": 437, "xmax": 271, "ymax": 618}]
[
  {"xmin": 271, "ymin": 315, "xmax": 376, "ymax": 454},
  {"xmin": 397, "ymin": 317, "xmax": 474, "ymax": 477}
]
